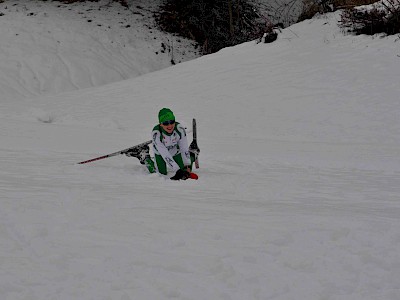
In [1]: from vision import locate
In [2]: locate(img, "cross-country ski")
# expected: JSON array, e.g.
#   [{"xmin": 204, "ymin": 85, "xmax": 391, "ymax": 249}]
[{"xmin": 77, "ymin": 140, "xmax": 152, "ymax": 165}]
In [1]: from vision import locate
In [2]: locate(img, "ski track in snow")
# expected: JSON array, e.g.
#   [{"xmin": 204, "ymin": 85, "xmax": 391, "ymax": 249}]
[{"xmin": 2, "ymin": 148, "xmax": 400, "ymax": 299}]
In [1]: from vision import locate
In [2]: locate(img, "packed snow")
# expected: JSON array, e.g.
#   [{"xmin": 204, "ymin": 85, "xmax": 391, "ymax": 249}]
[{"xmin": 1, "ymin": 1, "xmax": 400, "ymax": 299}]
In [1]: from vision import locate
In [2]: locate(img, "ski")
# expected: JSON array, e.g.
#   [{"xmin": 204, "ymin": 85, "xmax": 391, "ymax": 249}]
[
  {"xmin": 190, "ymin": 118, "xmax": 200, "ymax": 169},
  {"xmin": 77, "ymin": 140, "xmax": 151, "ymax": 164}
]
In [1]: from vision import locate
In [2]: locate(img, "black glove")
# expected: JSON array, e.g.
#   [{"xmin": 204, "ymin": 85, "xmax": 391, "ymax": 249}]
[{"xmin": 170, "ymin": 169, "xmax": 190, "ymax": 181}]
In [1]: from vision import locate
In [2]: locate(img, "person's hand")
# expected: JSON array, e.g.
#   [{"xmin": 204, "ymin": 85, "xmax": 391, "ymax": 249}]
[{"xmin": 170, "ymin": 169, "xmax": 190, "ymax": 180}]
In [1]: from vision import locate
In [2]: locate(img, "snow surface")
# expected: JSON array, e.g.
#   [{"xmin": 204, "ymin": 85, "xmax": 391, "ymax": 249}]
[
  {"xmin": 0, "ymin": 0, "xmax": 199, "ymax": 101},
  {"xmin": 1, "ymin": 1, "xmax": 400, "ymax": 299}
]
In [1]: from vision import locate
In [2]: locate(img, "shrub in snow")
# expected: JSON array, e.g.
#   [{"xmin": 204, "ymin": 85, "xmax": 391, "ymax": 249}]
[
  {"xmin": 54, "ymin": 0, "xmax": 129, "ymax": 7},
  {"xmin": 298, "ymin": 0, "xmax": 377, "ymax": 22},
  {"xmin": 340, "ymin": 0, "xmax": 400, "ymax": 34},
  {"xmin": 156, "ymin": 0, "xmax": 271, "ymax": 54}
]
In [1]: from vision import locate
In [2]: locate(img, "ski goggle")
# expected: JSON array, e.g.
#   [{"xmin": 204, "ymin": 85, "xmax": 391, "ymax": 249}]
[{"xmin": 162, "ymin": 120, "xmax": 175, "ymax": 126}]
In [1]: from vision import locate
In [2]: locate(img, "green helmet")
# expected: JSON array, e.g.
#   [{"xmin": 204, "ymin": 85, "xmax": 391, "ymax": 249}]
[{"xmin": 158, "ymin": 108, "xmax": 175, "ymax": 124}]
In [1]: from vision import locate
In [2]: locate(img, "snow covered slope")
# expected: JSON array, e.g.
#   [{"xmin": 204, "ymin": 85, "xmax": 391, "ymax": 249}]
[
  {"xmin": 1, "ymin": 9, "xmax": 400, "ymax": 300},
  {"xmin": 0, "ymin": 0, "xmax": 199, "ymax": 101}
]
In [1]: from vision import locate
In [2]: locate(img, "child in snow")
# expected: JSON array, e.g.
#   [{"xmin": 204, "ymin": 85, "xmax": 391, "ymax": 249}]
[{"xmin": 126, "ymin": 108, "xmax": 199, "ymax": 180}]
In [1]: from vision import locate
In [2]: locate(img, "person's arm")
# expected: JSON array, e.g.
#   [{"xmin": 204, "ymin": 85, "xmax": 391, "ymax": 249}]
[{"xmin": 176, "ymin": 123, "xmax": 191, "ymax": 168}]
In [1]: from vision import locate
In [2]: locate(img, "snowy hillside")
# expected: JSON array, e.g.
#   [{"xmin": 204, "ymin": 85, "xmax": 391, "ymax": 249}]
[
  {"xmin": 0, "ymin": 0, "xmax": 199, "ymax": 101},
  {"xmin": 1, "ymin": 6, "xmax": 400, "ymax": 300}
]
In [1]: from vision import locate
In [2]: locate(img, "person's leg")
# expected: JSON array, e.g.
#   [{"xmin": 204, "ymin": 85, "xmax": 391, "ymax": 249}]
[
  {"xmin": 173, "ymin": 154, "xmax": 184, "ymax": 169},
  {"xmin": 154, "ymin": 154, "xmax": 167, "ymax": 175},
  {"xmin": 173, "ymin": 153, "xmax": 196, "ymax": 171},
  {"xmin": 126, "ymin": 144, "xmax": 155, "ymax": 173},
  {"xmin": 143, "ymin": 157, "xmax": 155, "ymax": 173},
  {"xmin": 154, "ymin": 152, "xmax": 196, "ymax": 175}
]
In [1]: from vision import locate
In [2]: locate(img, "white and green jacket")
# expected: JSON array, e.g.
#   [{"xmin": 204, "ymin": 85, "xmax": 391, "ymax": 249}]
[{"xmin": 151, "ymin": 122, "xmax": 191, "ymax": 173}]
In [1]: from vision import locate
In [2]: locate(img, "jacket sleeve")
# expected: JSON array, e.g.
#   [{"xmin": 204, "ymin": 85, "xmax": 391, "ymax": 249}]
[
  {"xmin": 176, "ymin": 124, "xmax": 191, "ymax": 166},
  {"xmin": 152, "ymin": 128, "xmax": 180, "ymax": 173}
]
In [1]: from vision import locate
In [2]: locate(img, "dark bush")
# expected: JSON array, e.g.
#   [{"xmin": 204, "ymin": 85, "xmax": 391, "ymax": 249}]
[
  {"xmin": 156, "ymin": 0, "xmax": 272, "ymax": 54},
  {"xmin": 53, "ymin": 0, "xmax": 129, "ymax": 7},
  {"xmin": 298, "ymin": 0, "xmax": 377, "ymax": 22},
  {"xmin": 339, "ymin": 0, "xmax": 400, "ymax": 35}
]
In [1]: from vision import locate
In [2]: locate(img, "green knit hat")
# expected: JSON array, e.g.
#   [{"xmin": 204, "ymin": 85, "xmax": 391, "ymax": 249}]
[{"xmin": 158, "ymin": 108, "xmax": 175, "ymax": 123}]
